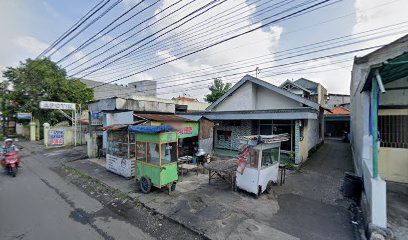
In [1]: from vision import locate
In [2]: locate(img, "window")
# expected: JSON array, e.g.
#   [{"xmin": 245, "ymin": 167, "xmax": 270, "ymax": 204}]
[
  {"xmin": 136, "ymin": 142, "xmax": 146, "ymax": 161},
  {"xmin": 379, "ymin": 115, "xmax": 408, "ymax": 149},
  {"xmin": 261, "ymin": 148, "xmax": 279, "ymax": 167},
  {"xmin": 147, "ymin": 143, "xmax": 160, "ymax": 165},
  {"xmin": 161, "ymin": 142, "xmax": 177, "ymax": 164},
  {"xmin": 248, "ymin": 148, "xmax": 259, "ymax": 168}
]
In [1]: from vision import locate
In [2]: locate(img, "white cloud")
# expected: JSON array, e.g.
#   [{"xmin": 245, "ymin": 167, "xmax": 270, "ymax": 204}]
[
  {"xmin": 353, "ymin": 0, "xmax": 407, "ymax": 46},
  {"xmin": 13, "ymin": 36, "xmax": 49, "ymax": 56},
  {"xmin": 67, "ymin": 46, "xmax": 89, "ymax": 64},
  {"xmin": 150, "ymin": 0, "xmax": 284, "ymax": 99}
]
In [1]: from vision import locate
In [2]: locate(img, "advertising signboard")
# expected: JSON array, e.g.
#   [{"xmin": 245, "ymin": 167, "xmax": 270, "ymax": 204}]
[
  {"xmin": 17, "ymin": 112, "xmax": 32, "ymax": 120},
  {"xmin": 48, "ymin": 130, "xmax": 64, "ymax": 146},
  {"xmin": 106, "ymin": 154, "xmax": 135, "ymax": 178},
  {"xmin": 40, "ymin": 101, "xmax": 76, "ymax": 110},
  {"xmin": 151, "ymin": 121, "xmax": 198, "ymax": 139},
  {"xmin": 90, "ymin": 112, "xmax": 103, "ymax": 125}
]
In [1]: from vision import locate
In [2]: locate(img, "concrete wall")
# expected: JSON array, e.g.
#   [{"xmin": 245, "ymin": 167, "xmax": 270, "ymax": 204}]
[
  {"xmin": 380, "ymin": 77, "xmax": 408, "ymax": 106},
  {"xmin": 214, "ymin": 82, "xmax": 301, "ymax": 111},
  {"xmin": 16, "ymin": 123, "xmax": 30, "ymax": 139},
  {"xmin": 256, "ymin": 85, "xmax": 301, "ymax": 109},
  {"xmin": 130, "ymin": 95, "xmax": 210, "ymax": 111},
  {"xmin": 325, "ymin": 94, "xmax": 351, "ymax": 109},
  {"xmin": 128, "ymin": 80, "xmax": 157, "ymax": 97},
  {"xmin": 378, "ymin": 147, "xmax": 408, "ymax": 183},
  {"xmin": 299, "ymin": 119, "xmax": 320, "ymax": 163},
  {"xmin": 350, "ymin": 35, "xmax": 408, "ymax": 228}
]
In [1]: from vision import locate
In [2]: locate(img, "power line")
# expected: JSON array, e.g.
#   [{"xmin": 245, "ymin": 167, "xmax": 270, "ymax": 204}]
[
  {"xmin": 83, "ymin": 0, "xmax": 293, "ymax": 71},
  {"xmin": 70, "ymin": 0, "xmax": 335, "ymax": 79},
  {"xmin": 85, "ymin": 0, "xmax": 402, "ymax": 78},
  {"xmin": 157, "ymin": 62, "xmax": 352, "ymax": 97},
  {"xmin": 62, "ymin": 0, "xmax": 201, "ymax": 70},
  {"xmin": 84, "ymin": 1, "xmax": 349, "ymax": 87},
  {"xmin": 60, "ymin": 0, "xmax": 263, "ymax": 67},
  {"xmin": 56, "ymin": 0, "xmax": 153, "ymax": 64},
  {"xmin": 37, "ymin": 0, "xmax": 110, "ymax": 58},
  {"xmin": 95, "ymin": 44, "xmax": 386, "ymax": 99},
  {"xmin": 67, "ymin": 0, "xmax": 228, "ymax": 75},
  {"xmin": 88, "ymin": 21, "xmax": 408, "ymax": 80},
  {"xmin": 47, "ymin": 0, "xmax": 124, "ymax": 58},
  {"xmin": 69, "ymin": 0, "xmax": 317, "ymax": 75}
]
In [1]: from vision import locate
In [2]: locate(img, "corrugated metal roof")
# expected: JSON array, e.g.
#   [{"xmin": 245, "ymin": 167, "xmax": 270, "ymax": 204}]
[
  {"xmin": 135, "ymin": 114, "xmax": 193, "ymax": 122},
  {"xmin": 96, "ymin": 120, "xmax": 146, "ymax": 131},
  {"xmin": 176, "ymin": 115, "xmax": 203, "ymax": 121}
]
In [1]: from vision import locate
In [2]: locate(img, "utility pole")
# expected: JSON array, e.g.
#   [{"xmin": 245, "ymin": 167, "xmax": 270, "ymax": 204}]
[
  {"xmin": 255, "ymin": 67, "xmax": 261, "ymax": 78},
  {"xmin": 2, "ymin": 97, "xmax": 6, "ymax": 138}
]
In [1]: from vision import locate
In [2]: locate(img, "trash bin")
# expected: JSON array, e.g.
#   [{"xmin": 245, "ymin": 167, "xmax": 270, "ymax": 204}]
[{"xmin": 343, "ymin": 172, "xmax": 363, "ymax": 200}]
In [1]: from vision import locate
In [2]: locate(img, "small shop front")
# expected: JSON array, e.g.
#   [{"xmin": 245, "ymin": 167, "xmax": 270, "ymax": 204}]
[
  {"xmin": 134, "ymin": 114, "xmax": 202, "ymax": 158},
  {"xmin": 101, "ymin": 124, "xmax": 137, "ymax": 178}
]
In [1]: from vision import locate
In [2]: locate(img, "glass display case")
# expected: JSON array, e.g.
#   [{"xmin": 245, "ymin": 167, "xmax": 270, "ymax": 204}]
[{"xmin": 134, "ymin": 131, "xmax": 179, "ymax": 194}]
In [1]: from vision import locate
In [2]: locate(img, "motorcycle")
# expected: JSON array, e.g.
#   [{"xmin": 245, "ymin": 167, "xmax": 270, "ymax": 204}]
[{"xmin": 1, "ymin": 151, "xmax": 20, "ymax": 177}]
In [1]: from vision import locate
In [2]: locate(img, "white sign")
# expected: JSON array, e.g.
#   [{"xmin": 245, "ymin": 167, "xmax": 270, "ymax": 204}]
[
  {"xmin": 17, "ymin": 112, "xmax": 32, "ymax": 120},
  {"xmin": 105, "ymin": 154, "xmax": 135, "ymax": 178},
  {"xmin": 40, "ymin": 101, "xmax": 76, "ymax": 110}
]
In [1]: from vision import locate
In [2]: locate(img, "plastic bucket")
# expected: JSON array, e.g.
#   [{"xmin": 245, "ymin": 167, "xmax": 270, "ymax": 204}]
[{"xmin": 343, "ymin": 172, "xmax": 363, "ymax": 200}]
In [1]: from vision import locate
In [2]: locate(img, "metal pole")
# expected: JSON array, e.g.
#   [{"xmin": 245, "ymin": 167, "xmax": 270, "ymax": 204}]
[
  {"xmin": 79, "ymin": 104, "xmax": 82, "ymax": 145},
  {"xmin": 73, "ymin": 110, "xmax": 77, "ymax": 146}
]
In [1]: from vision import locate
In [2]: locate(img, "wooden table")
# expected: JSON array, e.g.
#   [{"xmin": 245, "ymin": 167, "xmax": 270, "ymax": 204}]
[
  {"xmin": 178, "ymin": 156, "xmax": 197, "ymax": 182},
  {"xmin": 205, "ymin": 159, "xmax": 237, "ymax": 191}
]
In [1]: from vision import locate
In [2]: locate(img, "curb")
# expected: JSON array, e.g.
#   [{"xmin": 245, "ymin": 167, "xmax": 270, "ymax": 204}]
[{"xmin": 62, "ymin": 163, "xmax": 212, "ymax": 240}]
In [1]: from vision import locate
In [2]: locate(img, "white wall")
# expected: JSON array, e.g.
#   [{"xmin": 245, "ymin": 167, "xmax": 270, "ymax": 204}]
[
  {"xmin": 350, "ymin": 36, "xmax": 408, "ymax": 228},
  {"xmin": 215, "ymin": 82, "xmax": 301, "ymax": 111},
  {"xmin": 380, "ymin": 77, "xmax": 408, "ymax": 106},
  {"xmin": 299, "ymin": 119, "xmax": 320, "ymax": 162},
  {"xmin": 256, "ymin": 85, "xmax": 300, "ymax": 110}
]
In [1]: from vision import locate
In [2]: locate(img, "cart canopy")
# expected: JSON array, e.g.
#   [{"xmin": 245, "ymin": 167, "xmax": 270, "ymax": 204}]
[{"xmin": 128, "ymin": 125, "xmax": 174, "ymax": 133}]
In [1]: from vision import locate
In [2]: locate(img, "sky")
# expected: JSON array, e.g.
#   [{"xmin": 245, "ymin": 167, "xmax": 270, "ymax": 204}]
[{"xmin": 0, "ymin": 0, "xmax": 407, "ymax": 100}]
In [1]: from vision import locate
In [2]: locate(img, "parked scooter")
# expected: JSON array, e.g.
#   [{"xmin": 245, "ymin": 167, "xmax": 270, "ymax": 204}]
[{"xmin": 1, "ymin": 151, "xmax": 20, "ymax": 177}]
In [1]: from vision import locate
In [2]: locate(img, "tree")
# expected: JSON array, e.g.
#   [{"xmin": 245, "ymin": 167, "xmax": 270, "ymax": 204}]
[
  {"xmin": 1, "ymin": 58, "xmax": 94, "ymax": 125},
  {"xmin": 204, "ymin": 78, "xmax": 231, "ymax": 103}
]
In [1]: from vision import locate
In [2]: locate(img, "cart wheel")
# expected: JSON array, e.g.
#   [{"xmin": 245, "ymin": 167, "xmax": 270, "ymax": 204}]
[
  {"xmin": 140, "ymin": 176, "xmax": 151, "ymax": 194},
  {"xmin": 265, "ymin": 181, "xmax": 273, "ymax": 194},
  {"xmin": 254, "ymin": 186, "xmax": 262, "ymax": 199},
  {"xmin": 171, "ymin": 182, "xmax": 176, "ymax": 191}
]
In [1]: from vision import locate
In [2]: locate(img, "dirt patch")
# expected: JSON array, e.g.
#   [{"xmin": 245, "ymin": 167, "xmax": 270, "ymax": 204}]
[{"xmin": 55, "ymin": 166, "xmax": 208, "ymax": 240}]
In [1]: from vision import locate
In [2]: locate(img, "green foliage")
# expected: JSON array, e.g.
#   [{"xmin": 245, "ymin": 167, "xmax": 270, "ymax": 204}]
[
  {"xmin": 204, "ymin": 78, "xmax": 231, "ymax": 103},
  {"xmin": 1, "ymin": 58, "xmax": 94, "ymax": 125}
]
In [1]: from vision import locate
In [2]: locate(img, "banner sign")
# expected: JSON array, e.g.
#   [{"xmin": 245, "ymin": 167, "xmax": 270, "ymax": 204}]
[
  {"xmin": 106, "ymin": 154, "xmax": 135, "ymax": 178},
  {"xmin": 151, "ymin": 121, "xmax": 198, "ymax": 139},
  {"xmin": 17, "ymin": 112, "xmax": 32, "ymax": 120},
  {"xmin": 48, "ymin": 130, "xmax": 64, "ymax": 146},
  {"xmin": 40, "ymin": 101, "xmax": 76, "ymax": 110},
  {"xmin": 90, "ymin": 112, "xmax": 103, "ymax": 125}
]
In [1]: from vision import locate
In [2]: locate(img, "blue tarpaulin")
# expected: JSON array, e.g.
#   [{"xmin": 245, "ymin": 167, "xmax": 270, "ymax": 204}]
[{"xmin": 127, "ymin": 125, "xmax": 174, "ymax": 133}]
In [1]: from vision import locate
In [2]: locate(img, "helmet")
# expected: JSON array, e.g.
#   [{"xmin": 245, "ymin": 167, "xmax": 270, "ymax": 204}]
[{"xmin": 4, "ymin": 138, "xmax": 13, "ymax": 143}]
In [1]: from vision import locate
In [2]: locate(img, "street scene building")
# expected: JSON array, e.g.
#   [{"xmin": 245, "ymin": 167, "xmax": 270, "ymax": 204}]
[{"xmin": 1, "ymin": 1, "xmax": 407, "ymax": 240}]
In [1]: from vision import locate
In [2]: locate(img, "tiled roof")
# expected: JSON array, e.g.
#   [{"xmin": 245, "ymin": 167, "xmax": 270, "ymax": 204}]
[
  {"xmin": 173, "ymin": 97, "xmax": 198, "ymax": 102},
  {"xmin": 325, "ymin": 106, "xmax": 351, "ymax": 115}
]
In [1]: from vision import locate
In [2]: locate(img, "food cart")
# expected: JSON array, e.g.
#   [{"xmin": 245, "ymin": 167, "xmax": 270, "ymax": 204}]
[
  {"xmin": 236, "ymin": 134, "xmax": 289, "ymax": 197},
  {"xmin": 101, "ymin": 124, "xmax": 136, "ymax": 178},
  {"xmin": 129, "ymin": 125, "xmax": 179, "ymax": 194}
]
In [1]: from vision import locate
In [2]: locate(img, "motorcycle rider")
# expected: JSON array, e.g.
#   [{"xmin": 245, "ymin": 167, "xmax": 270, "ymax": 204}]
[{"xmin": 2, "ymin": 138, "xmax": 21, "ymax": 166}]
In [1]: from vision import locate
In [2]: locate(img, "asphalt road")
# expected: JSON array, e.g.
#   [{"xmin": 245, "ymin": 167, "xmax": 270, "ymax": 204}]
[{"xmin": 0, "ymin": 142, "xmax": 202, "ymax": 240}]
